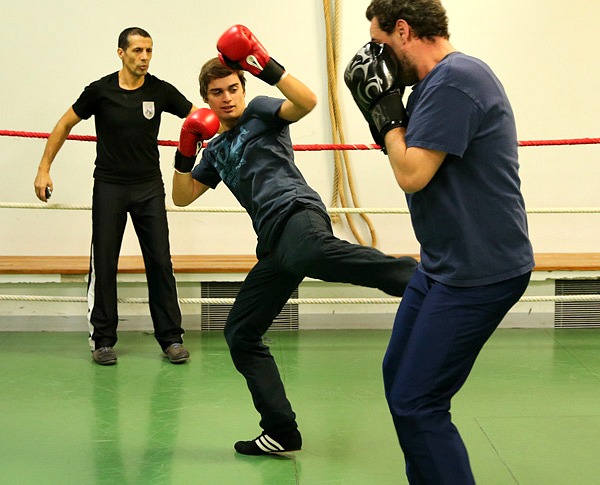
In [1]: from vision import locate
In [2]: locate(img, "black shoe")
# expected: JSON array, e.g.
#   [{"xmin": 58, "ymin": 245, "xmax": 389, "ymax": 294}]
[
  {"xmin": 92, "ymin": 347, "xmax": 117, "ymax": 365},
  {"xmin": 164, "ymin": 343, "xmax": 190, "ymax": 364},
  {"xmin": 234, "ymin": 429, "xmax": 302, "ymax": 455}
]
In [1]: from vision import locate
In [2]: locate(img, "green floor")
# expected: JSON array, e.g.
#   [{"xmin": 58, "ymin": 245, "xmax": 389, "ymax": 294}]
[{"xmin": 1, "ymin": 328, "xmax": 600, "ymax": 484}]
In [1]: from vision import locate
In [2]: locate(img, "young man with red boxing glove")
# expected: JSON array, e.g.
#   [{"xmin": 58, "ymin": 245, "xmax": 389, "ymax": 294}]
[{"xmin": 172, "ymin": 24, "xmax": 417, "ymax": 455}]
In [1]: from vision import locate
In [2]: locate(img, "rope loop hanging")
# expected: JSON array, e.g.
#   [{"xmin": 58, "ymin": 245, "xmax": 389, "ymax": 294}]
[{"xmin": 322, "ymin": 0, "xmax": 378, "ymax": 247}]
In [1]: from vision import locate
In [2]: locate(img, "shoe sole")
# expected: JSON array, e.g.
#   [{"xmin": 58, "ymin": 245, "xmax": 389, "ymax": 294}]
[
  {"xmin": 165, "ymin": 353, "xmax": 189, "ymax": 364},
  {"xmin": 167, "ymin": 357, "xmax": 189, "ymax": 364},
  {"xmin": 235, "ymin": 448, "xmax": 301, "ymax": 456}
]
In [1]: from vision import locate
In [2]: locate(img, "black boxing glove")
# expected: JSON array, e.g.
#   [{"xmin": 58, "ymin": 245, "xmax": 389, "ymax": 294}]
[{"xmin": 344, "ymin": 42, "xmax": 408, "ymax": 152}]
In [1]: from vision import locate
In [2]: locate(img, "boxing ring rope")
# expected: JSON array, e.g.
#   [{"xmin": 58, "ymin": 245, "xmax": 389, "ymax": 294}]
[
  {"xmin": 1, "ymin": 129, "xmax": 600, "ymax": 148},
  {"xmin": 2, "ymin": 295, "xmax": 600, "ymax": 305},
  {"xmin": 1, "ymin": 130, "xmax": 599, "ymax": 305},
  {"xmin": 2, "ymin": 203, "xmax": 600, "ymax": 214}
]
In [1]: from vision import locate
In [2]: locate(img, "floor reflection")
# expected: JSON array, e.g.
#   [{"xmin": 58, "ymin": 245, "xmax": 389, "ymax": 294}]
[{"xmin": 92, "ymin": 361, "xmax": 186, "ymax": 484}]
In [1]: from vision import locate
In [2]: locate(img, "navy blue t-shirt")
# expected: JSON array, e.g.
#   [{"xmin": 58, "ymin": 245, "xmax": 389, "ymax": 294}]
[
  {"xmin": 405, "ymin": 52, "xmax": 534, "ymax": 286},
  {"xmin": 73, "ymin": 72, "xmax": 192, "ymax": 184},
  {"xmin": 192, "ymin": 96, "xmax": 327, "ymax": 255}
]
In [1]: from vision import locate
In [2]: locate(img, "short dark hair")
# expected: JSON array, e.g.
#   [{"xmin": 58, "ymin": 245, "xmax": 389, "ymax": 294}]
[
  {"xmin": 118, "ymin": 27, "xmax": 152, "ymax": 50},
  {"xmin": 198, "ymin": 57, "xmax": 246, "ymax": 101},
  {"xmin": 366, "ymin": 0, "xmax": 449, "ymax": 40}
]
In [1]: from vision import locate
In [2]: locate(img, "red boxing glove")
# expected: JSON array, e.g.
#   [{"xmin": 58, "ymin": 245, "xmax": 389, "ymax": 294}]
[
  {"xmin": 217, "ymin": 25, "xmax": 286, "ymax": 85},
  {"xmin": 174, "ymin": 108, "xmax": 220, "ymax": 173},
  {"xmin": 179, "ymin": 108, "xmax": 220, "ymax": 156}
]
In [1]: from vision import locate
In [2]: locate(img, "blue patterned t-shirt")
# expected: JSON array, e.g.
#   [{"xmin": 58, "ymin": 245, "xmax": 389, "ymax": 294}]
[{"xmin": 192, "ymin": 96, "xmax": 327, "ymax": 255}]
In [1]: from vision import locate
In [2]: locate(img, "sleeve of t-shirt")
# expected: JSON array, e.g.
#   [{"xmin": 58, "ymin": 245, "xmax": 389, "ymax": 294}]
[
  {"xmin": 250, "ymin": 96, "xmax": 289, "ymax": 127},
  {"xmin": 162, "ymin": 81, "xmax": 193, "ymax": 118},
  {"xmin": 71, "ymin": 83, "xmax": 98, "ymax": 120},
  {"xmin": 191, "ymin": 153, "xmax": 222, "ymax": 189},
  {"xmin": 405, "ymin": 85, "xmax": 484, "ymax": 158}
]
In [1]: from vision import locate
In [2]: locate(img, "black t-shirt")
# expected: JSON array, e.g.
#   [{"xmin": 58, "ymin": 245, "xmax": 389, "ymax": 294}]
[{"xmin": 72, "ymin": 72, "xmax": 192, "ymax": 184}]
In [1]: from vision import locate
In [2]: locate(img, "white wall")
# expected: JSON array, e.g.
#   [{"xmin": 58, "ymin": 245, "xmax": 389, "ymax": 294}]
[{"xmin": 1, "ymin": 0, "xmax": 598, "ymax": 257}]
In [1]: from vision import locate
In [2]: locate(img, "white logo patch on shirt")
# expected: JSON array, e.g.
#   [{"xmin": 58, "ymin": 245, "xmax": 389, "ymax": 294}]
[{"xmin": 143, "ymin": 101, "xmax": 155, "ymax": 120}]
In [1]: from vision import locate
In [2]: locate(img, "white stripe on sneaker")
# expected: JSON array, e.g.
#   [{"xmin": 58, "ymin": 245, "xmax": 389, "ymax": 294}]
[
  {"xmin": 87, "ymin": 244, "xmax": 97, "ymax": 351},
  {"xmin": 256, "ymin": 434, "xmax": 285, "ymax": 453}
]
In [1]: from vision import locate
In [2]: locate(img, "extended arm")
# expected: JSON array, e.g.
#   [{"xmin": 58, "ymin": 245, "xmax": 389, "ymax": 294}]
[{"xmin": 34, "ymin": 107, "xmax": 81, "ymax": 201}]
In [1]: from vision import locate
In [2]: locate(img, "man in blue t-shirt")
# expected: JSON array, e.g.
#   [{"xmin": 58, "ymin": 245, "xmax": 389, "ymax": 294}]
[
  {"xmin": 345, "ymin": 1, "xmax": 535, "ymax": 483},
  {"xmin": 171, "ymin": 25, "xmax": 418, "ymax": 456},
  {"xmin": 34, "ymin": 27, "xmax": 196, "ymax": 365}
]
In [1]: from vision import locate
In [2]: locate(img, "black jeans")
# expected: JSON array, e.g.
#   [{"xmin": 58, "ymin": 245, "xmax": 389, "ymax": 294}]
[
  {"xmin": 87, "ymin": 179, "xmax": 183, "ymax": 351},
  {"xmin": 224, "ymin": 207, "xmax": 417, "ymax": 434}
]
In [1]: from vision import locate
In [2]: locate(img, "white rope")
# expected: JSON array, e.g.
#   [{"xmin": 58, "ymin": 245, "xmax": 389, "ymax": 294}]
[
  {"xmin": 1, "ymin": 294, "xmax": 600, "ymax": 304},
  {"xmin": 0, "ymin": 295, "xmax": 397, "ymax": 304},
  {"xmin": 2, "ymin": 202, "xmax": 600, "ymax": 214}
]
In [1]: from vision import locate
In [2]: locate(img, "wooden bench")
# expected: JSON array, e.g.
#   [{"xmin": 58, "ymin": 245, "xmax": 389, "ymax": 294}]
[
  {"xmin": 0, "ymin": 255, "xmax": 258, "ymax": 275},
  {"xmin": 0, "ymin": 253, "xmax": 600, "ymax": 275}
]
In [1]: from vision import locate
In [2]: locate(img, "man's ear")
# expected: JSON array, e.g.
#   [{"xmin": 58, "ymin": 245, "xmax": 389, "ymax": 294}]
[{"xmin": 395, "ymin": 19, "xmax": 409, "ymax": 40}]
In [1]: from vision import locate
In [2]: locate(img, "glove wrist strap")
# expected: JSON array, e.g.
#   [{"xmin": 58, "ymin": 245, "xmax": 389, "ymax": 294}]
[
  {"xmin": 258, "ymin": 58, "xmax": 286, "ymax": 85},
  {"xmin": 371, "ymin": 91, "xmax": 408, "ymax": 135},
  {"xmin": 174, "ymin": 150, "xmax": 196, "ymax": 174}
]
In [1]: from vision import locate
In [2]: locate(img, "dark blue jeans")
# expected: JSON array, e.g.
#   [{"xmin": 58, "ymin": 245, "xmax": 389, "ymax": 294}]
[
  {"xmin": 224, "ymin": 207, "xmax": 417, "ymax": 435},
  {"xmin": 383, "ymin": 268, "xmax": 531, "ymax": 484}
]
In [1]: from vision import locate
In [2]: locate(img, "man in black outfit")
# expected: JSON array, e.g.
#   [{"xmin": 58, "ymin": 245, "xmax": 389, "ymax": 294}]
[
  {"xmin": 171, "ymin": 25, "xmax": 418, "ymax": 454},
  {"xmin": 34, "ymin": 27, "xmax": 195, "ymax": 365}
]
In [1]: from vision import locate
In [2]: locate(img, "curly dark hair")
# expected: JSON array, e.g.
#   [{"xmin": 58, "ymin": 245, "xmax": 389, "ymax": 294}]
[
  {"xmin": 198, "ymin": 57, "xmax": 246, "ymax": 101},
  {"xmin": 366, "ymin": 0, "xmax": 449, "ymax": 40}
]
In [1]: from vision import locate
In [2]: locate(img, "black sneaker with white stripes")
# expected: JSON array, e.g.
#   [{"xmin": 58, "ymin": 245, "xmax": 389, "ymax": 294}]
[{"xmin": 234, "ymin": 429, "xmax": 302, "ymax": 455}]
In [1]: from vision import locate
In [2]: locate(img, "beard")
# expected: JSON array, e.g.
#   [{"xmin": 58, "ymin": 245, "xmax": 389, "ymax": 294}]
[{"xmin": 397, "ymin": 53, "xmax": 420, "ymax": 86}]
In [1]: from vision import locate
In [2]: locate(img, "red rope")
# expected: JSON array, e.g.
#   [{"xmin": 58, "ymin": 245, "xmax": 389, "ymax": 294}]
[
  {"xmin": 517, "ymin": 138, "xmax": 600, "ymax": 147},
  {"xmin": 1, "ymin": 130, "xmax": 598, "ymax": 149}
]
